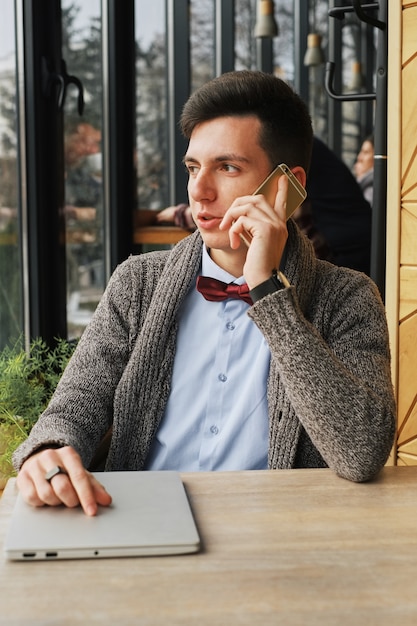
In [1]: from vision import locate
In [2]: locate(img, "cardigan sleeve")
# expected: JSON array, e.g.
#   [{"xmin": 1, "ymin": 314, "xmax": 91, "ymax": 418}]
[
  {"xmin": 248, "ymin": 266, "xmax": 396, "ymax": 482},
  {"xmin": 12, "ymin": 257, "xmax": 143, "ymax": 470}
]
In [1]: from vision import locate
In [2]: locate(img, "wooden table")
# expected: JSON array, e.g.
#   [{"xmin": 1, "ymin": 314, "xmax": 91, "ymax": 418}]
[
  {"xmin": 133, "ymin": 209, "xmax": 190, "ymax": 245},
  {"xmin": 1, "ymin": 467, "xmax": 417, "ymax": 624},
  {"xmin": 133, "ymin": 225, "xmax": 190, "ymax": 245}
]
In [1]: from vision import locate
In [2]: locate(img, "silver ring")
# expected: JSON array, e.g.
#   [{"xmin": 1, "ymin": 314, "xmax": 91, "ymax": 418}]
[{"xmin": 45, "ymin": 465, "xmax": 68, "ymax": 482}]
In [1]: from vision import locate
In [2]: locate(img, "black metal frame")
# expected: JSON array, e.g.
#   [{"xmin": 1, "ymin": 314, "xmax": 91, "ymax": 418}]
[
  {"xmin": 15, "ymin": 0, "xmax": 137, "ymax": 346},
  {"xmin": 293, "ymin": 0, "xmax": 310, "ymax": 105},
  {"xmin": 215, "ymin": 0, "xmax": 235, "ymax": 75},
  {"xmin": 325, "ymin": 0, "xmax": 387, "ymax": 296},
  {"xmin": 166, "ymin": 0, "xmax": 190, "ymax": 205},
  {"xmin": 103, "ymin": 0, "xmax": 136, "ymax": 274},
  {"xmin": 17, "ymin": 0, "xmax": 67, "ymax": 345},
  {"xmin": 12, "ymin": 0, "xmax": 386, "ymax": 347}
]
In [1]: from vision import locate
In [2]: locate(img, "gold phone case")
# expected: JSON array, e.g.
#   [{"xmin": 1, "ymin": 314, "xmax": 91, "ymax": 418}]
[
  {"xmin": 254, "ymin": 163, "xmax": 306, "ymax": 219},
  {"xmin": 240, "ymin": 164, "xmax": 307, "ymax": 247}
]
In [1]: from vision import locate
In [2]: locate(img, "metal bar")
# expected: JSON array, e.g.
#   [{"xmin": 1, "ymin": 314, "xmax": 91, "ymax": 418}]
[
  {"xmin": 328, "ymin": 3, "xmax": 379, "ymax": 20},
  {"xmin": 325, "ymin": 60, "xmax": 376, "ymax": 101},
  {"xmin": 325, "ymin": 0, "xmax": 388, "ymax": 295},
  {"xmin": 327, "ymin": 0, "xmax": 342, "ymax": 156},
  {"xmin": 166, "ymin": 0, "xmax": 190, "ymax": 204},
  {"xmin": 293, "ymin": 0, "xmax": 309, "ymax": 105},
  {"xmin": 18, "ymin": 0, "xmax": 67, "ymax": 344},
  {"xmin": 103, "ymin": 0, "xmax": 136, "ymax": 275},
  {"xmin": 15, "ymin": 0, "xmax": 30, "ymax": 349},
  {"xmin": 256, "ymin": 37, "xmax": 273, "ymax": 73},
  {"xmin": 215, "ymin": 0, "xmax": 235, "ymax": 76},
  {"xmin": 370, "ymin": 0, "xmax": 387, "ymax": 297}
]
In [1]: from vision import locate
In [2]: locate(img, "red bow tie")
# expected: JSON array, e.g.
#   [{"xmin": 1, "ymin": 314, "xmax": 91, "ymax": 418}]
[{"xmin": 196, "ymin": 276, "xmax": 253, "ymax": 305}]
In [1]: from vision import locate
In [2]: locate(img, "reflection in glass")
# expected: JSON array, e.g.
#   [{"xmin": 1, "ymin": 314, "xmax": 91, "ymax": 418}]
[
  {"xmin": 0, "ymin": 1, "xmax": 21, "ymax": 349},
  {"xmin": 62, "ymin": 1, "xmax": 104, "ymax": 339},
  {"xmin": 190, "ymin": 0, "xmax": 214, "ymax": 92},
  {"xmin": 235, "ymin": 0, "xmax": 294, "ymax": 81},
  {"xmin": 135, "ymin": 0, "xmax": 167, "ymax": 212}
]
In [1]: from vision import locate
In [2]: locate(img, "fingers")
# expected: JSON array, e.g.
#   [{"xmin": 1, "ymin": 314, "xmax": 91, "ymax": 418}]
[
  {"xmin": 274, "ymin": 171, "xmax": 289, "ymax": 219},
  {"xmin": 221, "ymin": 173, "xmax": 289, "ymax": 237},
  {"xmin": 218, "ymin": 180, "xmax": 290, "ymax": 288},
  {"xmin": 156, "ymin": 206, "xmax": 177, "ymax": 223},
  {"xmin": 220, "ymin": 195, "xmax": 271, "ymax": 234},
  {"xmin": 90, "ymin": 473, "xmax": 113, "ymax": 508},
  {"xmin": 16, "ymin": 446, "xmax": 112, "ymax": 516},
  {"xmin": 220, "ymin": 197, "xmax": 287, "ymax": 258}
]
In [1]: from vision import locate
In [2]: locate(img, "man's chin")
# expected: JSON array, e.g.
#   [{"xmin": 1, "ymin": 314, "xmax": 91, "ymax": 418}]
[{"xmin": 198, "ymin": 229, "xmax": 231, "ymax": 251}]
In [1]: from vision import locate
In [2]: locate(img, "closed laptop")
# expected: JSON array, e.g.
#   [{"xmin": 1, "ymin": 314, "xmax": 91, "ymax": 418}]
[{"xmin": 4, "ymin": 471, "xmax": 200, "ymax": 561}]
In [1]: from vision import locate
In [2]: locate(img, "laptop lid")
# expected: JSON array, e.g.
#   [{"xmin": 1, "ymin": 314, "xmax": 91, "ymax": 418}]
[{"xmin": 4, "ymin": 471, "xmax": 200, "ymax": 561}]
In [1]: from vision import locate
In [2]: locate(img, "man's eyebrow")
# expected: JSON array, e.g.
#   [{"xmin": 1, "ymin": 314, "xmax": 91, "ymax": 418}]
[
  {"xmin": 183, "ymin": 155, "xmax": 197, "ymax": 164},
  {"xmin": 183, "ymin": 154, "xmax": 251, "ymax": 164}
]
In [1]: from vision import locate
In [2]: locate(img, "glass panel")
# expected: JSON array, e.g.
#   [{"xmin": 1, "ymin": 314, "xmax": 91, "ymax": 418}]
[
  {"xmin": 235, "ymin": 0, "xmax": 257, "ymax": 69},
  {"xmin": 190, "ymin": 0, "xmax": 214, "ymax": 91},
  {"xmin": 62, "ymin": 0, "xmax": 104, "ymax": 339},
  {"xmin": 235, "ymin": 0, "xmax": 295, "ymax": 78},
  {"xmin": 0, "ymin": 1, "xmax": 22, "ymax": 349},
  {"xmin": 135, "ymin": 0, "xmax": 167, "ymax": 213},
  {"xmin": 275, "ymin": 0, "xmax": 296, "ymax": 83},
  {"xmin": 134, "ymin": 0, "xmax": 216, "ymax": 230}
]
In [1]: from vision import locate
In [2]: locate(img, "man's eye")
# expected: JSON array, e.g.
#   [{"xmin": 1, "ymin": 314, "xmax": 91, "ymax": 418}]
[
  {"xmin": 222, "ymin": 164, "xmax": 239, "ymax": 173},
  {"xmin": 185, "ymin": 165, "xmax": 199, "ymax": 175}
]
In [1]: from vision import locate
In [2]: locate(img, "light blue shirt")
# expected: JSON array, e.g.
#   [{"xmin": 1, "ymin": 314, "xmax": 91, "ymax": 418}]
[{"xmin": 145, "ymin": 245, "xmax": 270, "ymax": 471}]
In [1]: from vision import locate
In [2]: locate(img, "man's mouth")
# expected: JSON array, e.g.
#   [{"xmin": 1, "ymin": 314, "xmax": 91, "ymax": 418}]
[{"xmin": 196, "ymin": 213, "xmax": 223, "ymax": 230}]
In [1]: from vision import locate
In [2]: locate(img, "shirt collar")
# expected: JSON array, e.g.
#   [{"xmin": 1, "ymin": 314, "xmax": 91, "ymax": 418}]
[{"xmin": 201, "ymin": 244, "xmax": 246, "ymax": 285}]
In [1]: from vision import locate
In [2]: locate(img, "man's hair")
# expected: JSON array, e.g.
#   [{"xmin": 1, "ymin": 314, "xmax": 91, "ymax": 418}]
[{"xmin": 180, "ymin": 70, "xmax": 313, "ymax": 172}]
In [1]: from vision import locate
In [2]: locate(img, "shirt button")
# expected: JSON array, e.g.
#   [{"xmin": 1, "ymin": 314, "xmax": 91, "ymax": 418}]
[
  {"xmin": 218, "ymin": 373, "xmax": 227, "ymax": 382},
  {"xmin": 210, "ymin": 425, "xmax": 219, "ymax": 435},
  {"xmin": 226, "ymin": 321, "xmax": 235, "ymax": 330}
]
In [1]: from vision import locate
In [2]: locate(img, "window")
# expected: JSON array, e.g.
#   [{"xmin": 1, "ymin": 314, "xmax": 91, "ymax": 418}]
[
  {"xmin": 0, "ymin": 1, "xmax": 21, "ymax": 349},
  {"xmin": 62, "ymin": 0, "xmax": 105, "ymax": 338}
]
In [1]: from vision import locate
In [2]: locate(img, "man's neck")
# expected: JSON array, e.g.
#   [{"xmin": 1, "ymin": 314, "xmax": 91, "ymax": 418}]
[{"xmin": 207, "ymin": 246, "xmax": 247, "ymax": 279}]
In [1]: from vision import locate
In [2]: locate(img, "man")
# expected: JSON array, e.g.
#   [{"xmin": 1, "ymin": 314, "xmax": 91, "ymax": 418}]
[
  {"xmin": 14, "ymin": 71, "xmax": 396, "ymax": 516},
  {"xmin": 302, "ymin": 137, "xmax": 372, "ymax": 274},
  {"xmin": 159, "ymin": 136, "xmax": 373, "ymax": 274},
  {"xmin": 354, "ymin": 135, "xmax": 375, "ymax": 206}
]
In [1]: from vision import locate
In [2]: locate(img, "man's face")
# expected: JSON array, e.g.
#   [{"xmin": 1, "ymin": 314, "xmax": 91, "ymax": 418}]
[
  {"xmin": 354, "ymin": 140, "xmax": 374, "ymax": 178},
  {"xmin": 184, "ymin": 115, "xmax": 272, "ymax": 254}
]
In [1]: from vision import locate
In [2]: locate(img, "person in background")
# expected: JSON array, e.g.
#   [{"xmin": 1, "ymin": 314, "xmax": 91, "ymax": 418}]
[
  {"xmin": 14, "ymin": 71, "xmax": 395, "ymax": 516},
  {"xmin": 302, "ymin": 137, "xmax": 372, "ymax": 275},
  {"xmin": 64, "ymin": 123, "xmax": 102, "ymax": 211},
  {"xmin": 353, "ymin": 135, "xmax": 375, "ymax": 207},
  {"xmin": 64, "ymin": 123, "xmax": 103, "ymax": 296},
  {"xmin": 158, "ymin": 136, "xmax": 373, "ymax": 275},
  {"xmin": 157, "ymin": 202, "xmax": 195, "ymax": 230}
]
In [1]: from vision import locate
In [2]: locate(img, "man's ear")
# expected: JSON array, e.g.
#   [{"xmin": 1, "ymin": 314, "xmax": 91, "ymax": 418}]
[{"xmin": 290, "ymin": 166, "xmax": 307, "ymax": 188}]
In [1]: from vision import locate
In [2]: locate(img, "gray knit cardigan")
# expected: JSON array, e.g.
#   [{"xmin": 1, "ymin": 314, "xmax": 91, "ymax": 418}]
[{"xmin": 14, "ymin": 220, "xmax": 396, "ymax": 481}]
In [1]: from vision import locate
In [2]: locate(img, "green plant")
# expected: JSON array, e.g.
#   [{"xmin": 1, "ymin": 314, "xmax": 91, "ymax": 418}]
[{"xmin": 0, "ymin": 336, "xmax": 76, "ymax": 482}]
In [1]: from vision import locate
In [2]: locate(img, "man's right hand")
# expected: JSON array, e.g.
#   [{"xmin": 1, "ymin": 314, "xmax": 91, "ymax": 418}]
[{"xmin": 16, "ymin": 446, "xmax": 112, "ymax": 516}]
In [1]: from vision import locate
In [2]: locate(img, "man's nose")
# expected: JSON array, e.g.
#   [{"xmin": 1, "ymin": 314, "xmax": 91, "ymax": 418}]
[{"xmin": 189, "ymin": 169, "xmax": 216, "ymax": 202}]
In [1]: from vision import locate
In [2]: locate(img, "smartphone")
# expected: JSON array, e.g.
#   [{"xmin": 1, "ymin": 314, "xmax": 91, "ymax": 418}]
[
  {"xmin": 239, "ymin": 163, "xmax": 307, "ymax": 247},
  {"xmin": 254, "ymin": 163, "xmax": 306, "ymax": 218}
]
